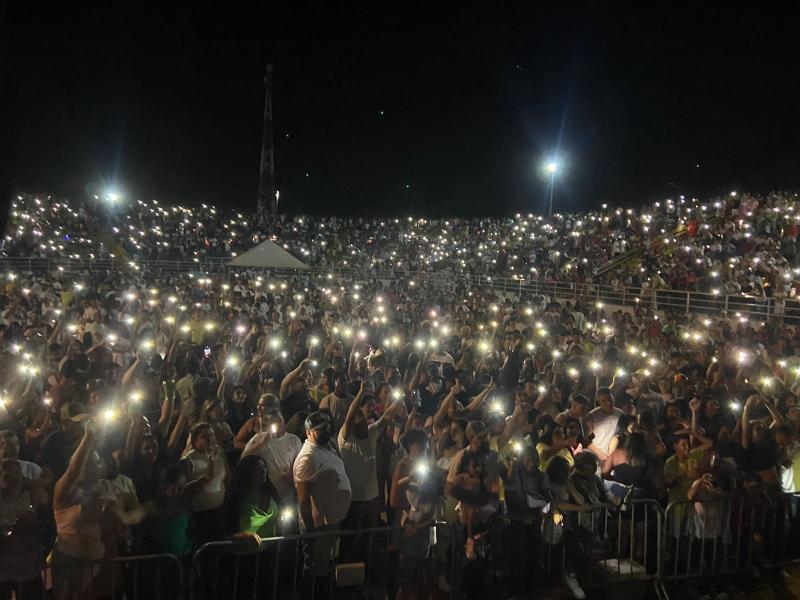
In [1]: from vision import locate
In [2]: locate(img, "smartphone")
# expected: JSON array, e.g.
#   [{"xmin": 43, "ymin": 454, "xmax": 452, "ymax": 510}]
[{"xmin": 204, "ymin": 346, "xmax": 211, "ymax": 358}]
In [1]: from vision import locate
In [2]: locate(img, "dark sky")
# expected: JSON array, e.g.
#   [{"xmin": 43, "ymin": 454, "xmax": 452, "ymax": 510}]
[{"xmin": 2, "ymin": 3, "xmax": 799, "ymax": 217}]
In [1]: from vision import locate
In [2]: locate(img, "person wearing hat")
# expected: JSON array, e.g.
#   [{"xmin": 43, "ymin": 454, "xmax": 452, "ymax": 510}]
[
  {"xmin": 293, "ymin": 410, "xmax": 352, "ymax": 590},
  {"xmin": 41, "ymin": 402, "xmax": 92, "ymax": 480}
]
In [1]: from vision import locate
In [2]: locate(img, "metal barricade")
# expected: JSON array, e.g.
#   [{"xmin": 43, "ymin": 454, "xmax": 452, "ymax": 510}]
[
  {"xmin": 190, "ymin": 524, "xmax": 433, "ymax": 600},
  {"xmin": 3, "ymin": 494, "xmax": 799, "ymax": 599},
  {"xmin": 662, "ymin": 491, "xmax": 788, "ymax": 580},
  {"xmin": 557, "ymin": 499, "xmax": 663, "ymax": 589},
  {"xmin": 446, "ymin": 499, "xmax": 664, "ymax": 599},
  {"xmin": 0, "ymin": 553, "xmax": 183, "ymax": 600}
]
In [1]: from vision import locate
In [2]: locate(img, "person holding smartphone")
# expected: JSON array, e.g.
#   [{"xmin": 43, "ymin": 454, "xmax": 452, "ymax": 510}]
[{"xmin": 181, "ymin": 423, "xmax": 230, "ymax": 547}]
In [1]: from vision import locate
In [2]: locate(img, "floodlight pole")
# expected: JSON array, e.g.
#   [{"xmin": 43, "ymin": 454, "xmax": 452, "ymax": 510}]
[{"xmin": 257, "ymin": 64, "xmax": 276, "ymax": 217}]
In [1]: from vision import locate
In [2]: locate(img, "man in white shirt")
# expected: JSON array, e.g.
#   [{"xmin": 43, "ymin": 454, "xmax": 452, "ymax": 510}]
[
  {"xmin": 337, "ymin": 384, "xmax": 404, "ymax": 560},
  {"xmin": 293, "ymin": 411, "xmax": 352, "ymax": 583},
  {"xmin": 584, "ymin": 388, "xmax": 624, "ymax": 461},
  {"xmin": 242, "ymin": 409, "xmax": 302, "ymax": 504}
]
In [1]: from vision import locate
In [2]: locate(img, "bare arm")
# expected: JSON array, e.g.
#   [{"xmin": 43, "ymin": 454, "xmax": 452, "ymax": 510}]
[
  {"xmin": 742, "ymin": 397, "xmax": 754, "ymax": 449},
  {"xmin": 347, "ymin": 345, "xmax": 359, "ymax": 381},
  {"xmin": 601, "ymin": 452, "xmax": 617, "ymax": 477},
  {"xmin": 280, "ymin": 359, "xmax": 310, "ymax": 401},
  {"xmin": 166, "ymin": 338, "xmax": 180, "ymax": 365},
  {"xmin": 241, "ymin": 432, "xmax": 269, "ymax": 458},
  {"xmin": 764, "ymin": 396, "xmax": 783, "ymax": 427},
  {"xmin": 432, "ymin": 388, "xmax": 456, "ymax": 430},
  {"xmin": 121, "ymin": 355, "xmax": 142, "ymax": 388},
  {"xmin": 389, "ymin": 460, "xmax": 411, "ymax": 509},
  {"xmin": 167, "ymin": 410, "xmax": 188, "ymax": 453},
  {"xmin": 157, "ymin": 391, "xmax": 174, "ymax": 440},
  {"xmin": 464, "ymin": 380, "xmax": 494, "ymax": 414},
  {"xmin": 689, "ymin": 429, "xmax": 713, "ymax": 452},
  {"xmin": 498, "ymin": 403, "xmax": 521, "ymax": 447},
  {"xmin": 54, "ymin": 425, "xmax": 96, "ymax": 510},
  {"xmin": 408, "ymin": 353, "xmax": 429, "ymax": 392},
  {"xmin": 404, "ymin": 402, "xmax": 417, "ymax": 434},
  {"xmin": 373, "ymin": 396, "xmax": 403, "ymax": 431},
  {"xmin": 690, "ymin": 398, "xmax": 700, "ymax": 434},
  {"xmin": 296, "ymin": 480, "xmax": 315, "ymax": 532},
  {"xmin": 340, "ymin": 383, "xmax": 364, "ymax": 442},
  {"xmin": 234, "ymin": 418, "xmax": 258, "ymax": 450},
  {"xmin": 216, "ymin": 373, "xmax": 227, "ymax": 403}
]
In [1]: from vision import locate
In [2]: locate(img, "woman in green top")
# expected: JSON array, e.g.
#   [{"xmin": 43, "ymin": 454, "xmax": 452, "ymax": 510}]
[
  {"xmin": 226, "ymin": 454, "xmax": 281, "ymax": 544},
  {"xmin": 223, "ymin": 455, "xmax": 282, "ymax": 598}
]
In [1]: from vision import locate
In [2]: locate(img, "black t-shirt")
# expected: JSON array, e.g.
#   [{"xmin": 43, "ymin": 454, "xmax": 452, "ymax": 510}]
[
  {"xmin": 740, "ymin": 442, "xmax": 778, "ymax": 472},
  {"xmin": 281, "ymin": 390, "xmax": 314, "ymax": 423},
  {"xmin": 416, "ymin": 384, "xmax": 445, "ymax": 416}
]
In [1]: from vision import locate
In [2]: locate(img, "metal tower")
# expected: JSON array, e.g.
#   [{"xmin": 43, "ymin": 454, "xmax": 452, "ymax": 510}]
[{"xmin": 257, "ymin": 64, "xmax": 276, "ymax": 216}]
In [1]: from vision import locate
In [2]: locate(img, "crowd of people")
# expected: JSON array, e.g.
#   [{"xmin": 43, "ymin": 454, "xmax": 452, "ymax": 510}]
[
  {"xmin": 2, "ymin": 191, "xmax": 800, "ymax": 599},
  {"xmin": 6, "ymin": 190, "xmax": 800, "ymax": 297}
]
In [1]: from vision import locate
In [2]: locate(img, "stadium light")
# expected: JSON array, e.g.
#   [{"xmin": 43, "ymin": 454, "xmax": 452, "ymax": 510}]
[
  {"xmin": 541, "ymin": 157, "xmax": 563, "ymax": 217},
  {"xmin": 104, "ymin": 189, "xmax": 121, "ymax": 203}
]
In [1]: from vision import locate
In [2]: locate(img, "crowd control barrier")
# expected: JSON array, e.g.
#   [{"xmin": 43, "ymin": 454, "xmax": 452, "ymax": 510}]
[
  {"xmin": 6, "ymin": 493, "xmax": 800, "ymax": 599},
  {"xmin": 0, "ymin": 553, "xmax": 182, "ymax": 600}
]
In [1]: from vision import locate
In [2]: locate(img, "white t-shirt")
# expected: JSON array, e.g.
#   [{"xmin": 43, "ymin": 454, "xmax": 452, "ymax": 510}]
[
  {"xmin": 586, "ymin": 407, "xmax": 624, "ymax": 456},
  {"xmin": 293, "ymin": 441, "xmax": 352, "ymax": 527},
  {"xmin": 17, "ymin": 460, "xmax": 42, "ymax": 481},
  {"xmin": 243, "ymin": 432, "xmax": 303, "ymax": 501},
  {"xmin": 338, "ymin": 425, "xmax": 382, "ymax": 502},
  {"xmin": 184, "ymin": 450, "xmax": 226, "ymax": 512},
  {"xmin": 781, "ymin": 442, "xmax": 800, "ymax": 494}
]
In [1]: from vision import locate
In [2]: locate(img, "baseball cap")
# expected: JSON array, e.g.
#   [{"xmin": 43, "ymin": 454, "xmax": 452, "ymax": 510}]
[
  {"xmin": 465, "ymin": 420, "xmax": 489, "ymax": 441},
  {"xmin": 60, "ymin": 402, "xmax": 91, "ymax": 422},
  {"xmin": 304, "ymin": 411, "xmax": 332, "ymax": 432}
]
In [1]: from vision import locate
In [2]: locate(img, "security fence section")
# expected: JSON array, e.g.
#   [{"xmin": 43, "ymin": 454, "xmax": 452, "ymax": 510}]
[{"xmin": 4, "ymin": 494, "xmax": 799, "ymax": 599}]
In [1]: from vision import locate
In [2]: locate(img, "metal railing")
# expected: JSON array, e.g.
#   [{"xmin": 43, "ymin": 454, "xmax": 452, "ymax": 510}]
[
  {"xmin": 1, "ymin": 553, "xmax": 182, "ymax": 600},
  {"xmin": 190, "ymin": 523, "xmax": 436, "ymax": 600},
  {"xmin": 663, "ymin": 492, "xmax": 790, "ymax": 580},
  {"xmin": 6, "ymin": 493, "xmax": 798, "ymax": 599},
  {"xmin": 0, "ymin": 255, "xmax": 795, "ymax": 323}
]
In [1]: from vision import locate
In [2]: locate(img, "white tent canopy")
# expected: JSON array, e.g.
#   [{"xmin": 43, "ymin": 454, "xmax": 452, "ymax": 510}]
[{"xmin": 229, "ymin": 239, "xmax": 310, "ymax": 270}]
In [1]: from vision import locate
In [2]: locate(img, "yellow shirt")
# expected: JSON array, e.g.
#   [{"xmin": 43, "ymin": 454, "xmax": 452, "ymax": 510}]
[
  {"xmin": 60, "ymin": 290, "xmax": 74, "ymax": 306},
  {"xmin": 535, "ymin": 443, "xmax": 574, "ymax": 472},
  {"xmin": 663, "ymin": 448, "xmax": 703, "ymax": 504},
  {"xmin": 189, "ymin": 320, "xmax": 204, "ymax": 345}
]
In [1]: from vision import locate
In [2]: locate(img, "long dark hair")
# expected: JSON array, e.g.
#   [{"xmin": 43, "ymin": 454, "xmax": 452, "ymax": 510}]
[
  {"xmin": 625, "ymin": 432, "xmax": 648, "ymax": 468},
  {"xmin": 225, "ymin": 455, "xmax": 280, "ymax": 534}
]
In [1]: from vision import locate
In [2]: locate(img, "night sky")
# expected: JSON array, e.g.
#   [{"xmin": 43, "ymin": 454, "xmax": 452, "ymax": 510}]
[{"xmin": 2, "ymin": 3, "xmax": 799, "ymax": 217}]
